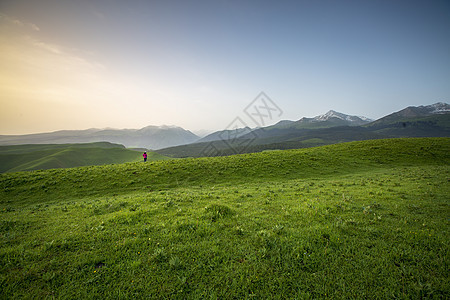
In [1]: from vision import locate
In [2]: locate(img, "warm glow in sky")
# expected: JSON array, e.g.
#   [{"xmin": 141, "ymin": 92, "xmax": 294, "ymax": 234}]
[{"xmin": 1, "ymin": 0, "xmax": 449, "ymax": 135}]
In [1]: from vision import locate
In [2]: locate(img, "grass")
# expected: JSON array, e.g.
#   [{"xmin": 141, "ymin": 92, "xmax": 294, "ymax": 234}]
[
  {"xmin": 0, "ymin": 142, "xmax": 170, "ymax": 173},
  {"xmin": 0, "ymin": 138, "xmax": 449, "ymax": 299}
]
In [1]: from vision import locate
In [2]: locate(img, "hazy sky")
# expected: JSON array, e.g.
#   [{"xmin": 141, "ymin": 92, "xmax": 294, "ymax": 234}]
[{"xmin": 1, "ymin": 0, "xmax": 449, "ymax": 135}]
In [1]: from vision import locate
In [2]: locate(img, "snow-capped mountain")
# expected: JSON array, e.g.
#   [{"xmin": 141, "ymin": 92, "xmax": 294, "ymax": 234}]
[
  {"xmin": 313, "ymin": 110, "xmax": 373, "ymax": 124},
  {"xmin": 291, "ymin": 110, "xmax": 373, "ymax": 128},
  {"xmin": 424, "ymin": 102, "xmax": 450, "ymax": 114}
]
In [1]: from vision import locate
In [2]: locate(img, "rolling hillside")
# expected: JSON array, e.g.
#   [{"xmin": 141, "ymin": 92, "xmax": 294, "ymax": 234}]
[
  {"xmin": 0, "ymin": 142, "xmax": 170, "ymax": 173},
  {"xmin": 0, "ymin": 138, "xmax": 448, "ymax": 298}
]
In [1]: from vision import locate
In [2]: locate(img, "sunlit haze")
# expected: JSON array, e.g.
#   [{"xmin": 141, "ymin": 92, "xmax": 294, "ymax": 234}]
[{"xmin": 1, "ymin": 0, "xmax": 449, "ymax": 135}]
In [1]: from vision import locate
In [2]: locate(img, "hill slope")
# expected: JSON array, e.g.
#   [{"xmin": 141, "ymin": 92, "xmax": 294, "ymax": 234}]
[
  {"xmin": 0, "ymin": 138, "xmax": 448, "ymax": 298},
  {"xmin": 0, "ymin": 142, "xmax": 170, "ymax": 173},
  {"xmin": 3, "ymin": 138, "xmax": 447, "ymax": 198}
]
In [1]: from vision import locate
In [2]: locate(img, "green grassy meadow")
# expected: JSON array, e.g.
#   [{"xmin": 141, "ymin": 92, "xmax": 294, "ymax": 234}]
[
  {"xmin": 0, "ymin": 143, "xmax": 170, "ymax": 173},
  {"xmin": 0, "ymin": 138, "xmax": 449, "ymax": 299}
]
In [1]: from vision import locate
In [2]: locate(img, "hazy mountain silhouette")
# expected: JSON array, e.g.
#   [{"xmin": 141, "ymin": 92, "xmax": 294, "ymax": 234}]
[{"xmin": 0, "ymin": 125, "xmax": 199, "ymax": 150}]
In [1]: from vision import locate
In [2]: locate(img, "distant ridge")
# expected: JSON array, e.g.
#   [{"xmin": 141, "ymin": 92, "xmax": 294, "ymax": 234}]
[{"xmin": 0, "ymin": 125, "xmax": 200, "ymax": 150}]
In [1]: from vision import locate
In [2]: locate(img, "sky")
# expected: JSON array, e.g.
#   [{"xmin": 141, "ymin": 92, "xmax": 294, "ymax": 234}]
[{"xmin": 1, "ymin": 0, "xmax": 449, "ymax": 135}]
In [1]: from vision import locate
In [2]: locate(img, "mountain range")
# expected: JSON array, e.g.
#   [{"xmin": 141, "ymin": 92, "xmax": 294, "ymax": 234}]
[
  {"xmin": 198, "ymin": 110, "xmax": 374, "ymax": 144},
  {"xmin": 156, "ymin": 102, "xmax": 450, "ymax": 157},
  {"xmin": 0, "ymin": 103, "xmax": 448, "ymax": 154}
]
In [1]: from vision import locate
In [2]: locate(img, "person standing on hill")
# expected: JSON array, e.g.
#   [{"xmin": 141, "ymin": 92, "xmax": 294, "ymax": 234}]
[{"xmin": 143, "ymin": 151, "xmax": 147, "ymax": 162}]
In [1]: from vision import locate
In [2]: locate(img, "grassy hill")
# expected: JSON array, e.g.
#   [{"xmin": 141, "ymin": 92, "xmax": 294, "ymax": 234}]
[
  {"xmin": 0, "ymin": 138, "xmax": 449, "ymax": 298},
  {"xmin": 0, "ymin": 142, "xmax": 170, "ymax": 173}
]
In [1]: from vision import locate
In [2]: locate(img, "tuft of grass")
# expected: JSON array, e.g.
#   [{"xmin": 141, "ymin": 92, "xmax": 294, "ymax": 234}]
[{"xmin": 204, "ymin": 204, "xmax": 235, "ymax": 221}]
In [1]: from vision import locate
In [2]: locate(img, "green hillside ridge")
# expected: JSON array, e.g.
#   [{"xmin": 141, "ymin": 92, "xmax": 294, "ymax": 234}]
[
  {"xmin": 0, "ymin": 142, "xmax": 124, "ymax": 154},
  {"xmin": 1, "ymin": 138, "xmax": 449, "ymax": 298},
  {"xmin": 0, "ymin": 142, "xmax": 170, "ymax": 173}
]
